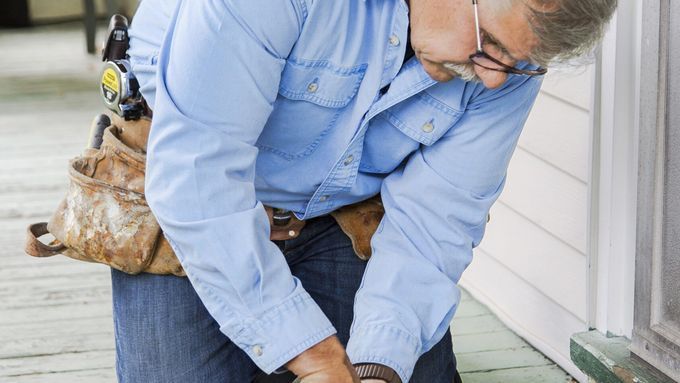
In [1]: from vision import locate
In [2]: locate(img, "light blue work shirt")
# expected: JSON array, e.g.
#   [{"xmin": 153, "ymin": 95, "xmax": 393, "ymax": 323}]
[{"xmin": 129, "ymin": 0, "xmax": 542, "ymax": 380}]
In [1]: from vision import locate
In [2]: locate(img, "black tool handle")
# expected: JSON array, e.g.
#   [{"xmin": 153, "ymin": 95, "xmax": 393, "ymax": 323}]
[
  {"xmin": 102, "ymin": 14, "xmax": 129, "ymax": 61},
  {"xmin": 88, "ymin": 114, "xmax": 111, "ymax": 149}
]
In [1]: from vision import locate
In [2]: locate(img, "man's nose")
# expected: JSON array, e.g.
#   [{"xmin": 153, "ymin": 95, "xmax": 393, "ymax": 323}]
[
  {"xmin": 475, "ymin": 66, "xmax": 508, "ymax": 89},
  {"xmin": 472, "ymin": 44, "xmax": 516, "ymax": 88}
]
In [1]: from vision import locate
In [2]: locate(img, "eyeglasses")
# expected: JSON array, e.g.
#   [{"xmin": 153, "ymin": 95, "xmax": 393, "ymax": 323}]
[{"xmin": 469, "ymin": 0, "xmax": 547, "ymax": 76}]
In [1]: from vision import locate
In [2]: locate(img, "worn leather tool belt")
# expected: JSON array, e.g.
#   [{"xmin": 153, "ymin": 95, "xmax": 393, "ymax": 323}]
[{"xmin": 24, "ymin": 114, "xmax": 384, "ymax": 276}]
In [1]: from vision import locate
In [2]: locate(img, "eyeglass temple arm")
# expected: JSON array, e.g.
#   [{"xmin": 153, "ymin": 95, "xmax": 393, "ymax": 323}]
[{"xmin": 472, "ymin": 0, "xmax": 483, "ymax": 51}]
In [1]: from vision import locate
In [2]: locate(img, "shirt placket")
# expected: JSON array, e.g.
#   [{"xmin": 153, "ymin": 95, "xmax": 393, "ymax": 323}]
[
  {"xmin": 302, "ymin": 1, "xmax": 435, "ymax": 219},
  {"xmin": 303, "ymin": 72, "xmax": 437, "ymax": 219},
  {"xmin": 379, "ymin": 2, "xmax": 409, "ymax": 91}
]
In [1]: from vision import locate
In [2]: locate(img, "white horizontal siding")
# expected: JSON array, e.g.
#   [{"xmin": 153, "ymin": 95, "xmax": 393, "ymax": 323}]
[
  {"xmin": 460, "ymin": 66, "xmax": 594, "ymax": 382},
  {"xmin": 501, "ymin": 148, "xmax": 589, "ymax": 253},
  {"xmin": 541, "ymin": 65, "xmax": 594, "ymax": 110},
  {"xmin": 482, "ymin": 202, "xmax": 587, "ymax": 320},
  {"xmin": 519, "ymin": 95, "xmax": 590, "ymax": 182}
]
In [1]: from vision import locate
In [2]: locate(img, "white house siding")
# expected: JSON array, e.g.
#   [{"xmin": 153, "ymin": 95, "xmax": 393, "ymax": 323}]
[{"xmin": 460, "ymin": 67, "xmax": 594, "ymax": 382}]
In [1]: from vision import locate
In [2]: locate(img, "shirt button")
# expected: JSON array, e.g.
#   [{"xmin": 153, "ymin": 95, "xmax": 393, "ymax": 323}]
[
  {"xmin": 421, "ymin": 121, "xmax": 435, "ymax": 133},
  {"xmin": 389, "ymin": 34, "xmax": 400, "ymax": 46},
  {"xmin": 252, "ymin": 345, "xmax": 263, "ymax": 356},
  {"xmin": 343, "ymin": 154, "xmax": 354, "ymax": 165},
  {"xmin": 319, "ymin": 195, "xmax": 329, "ymax": 202},
  {"xmin": 307, "ymin": 82, "xmax": 319, "ymax": 93}
]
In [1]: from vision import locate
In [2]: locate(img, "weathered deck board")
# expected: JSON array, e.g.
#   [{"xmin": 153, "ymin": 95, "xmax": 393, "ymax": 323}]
[
  {"xmin": 1, "ymin": 302, "xmax": 112, "ymax": 326},
  {"xmin": 452, "ymin": 298, "xmax": 489, "ymax": 318},
  {"xmin": 8, "ymin": 368, "xmax": 117, "ymax": 383},
  {"xmin": 453, "ymin": 330, "xmax": 529, "ymax": 354},
  {"xmin": 0, "ymin": 350, "xmax": 114, "ymax": 377},
  {"xmin": 0, "ymin": 317, "xmax": 114, "ymax": 342},
  {"xmin": 457, "ymin": 347, "xmax": 554, "ymax": 373},
  {"xmin": 461, "ymin": 365, "xmax": 572, "ymax": 383},
  {"xmin": 451, "ymin": 314, "xmax": 509, "ymax": 335},
  {"xmin": 0, "ymin": 283, "xmax": 111, "ymax": 312},
  {"xmin": 0, "ymin": 23, "xmax": 572, "ymax": 382},
  {"xmin": 0, "ymin": 332, "xmax": 114, "ymax": 359}
]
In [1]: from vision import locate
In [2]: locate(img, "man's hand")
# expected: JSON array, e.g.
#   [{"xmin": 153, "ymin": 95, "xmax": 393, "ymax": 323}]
[{"xmin": 285, "ymin": 336, "xmax": 360, "ymax": 383}]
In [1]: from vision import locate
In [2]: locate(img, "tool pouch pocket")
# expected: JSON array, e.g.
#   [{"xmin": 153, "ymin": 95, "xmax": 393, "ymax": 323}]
[
  {"xmin": 25, "ymin": 116, "xmax": 185, "ymax": 276},
  {"xmin": 50, "ymin": 156, "xmax": 159, "ymax": 274}
]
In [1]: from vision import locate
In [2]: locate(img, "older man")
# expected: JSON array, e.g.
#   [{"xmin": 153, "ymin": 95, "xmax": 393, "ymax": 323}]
[{"xmin": 112, "ymin": 0, "xmax": 616, "ymax": 382}]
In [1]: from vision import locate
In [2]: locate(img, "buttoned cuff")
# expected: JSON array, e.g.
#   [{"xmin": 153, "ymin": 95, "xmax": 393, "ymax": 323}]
[
  {"xmin": 346, "ymin": 325, "xmax": 421, "ymax": 383},
  {"xmin": 220, "ymin": 291, "xmax": 336, "ymax": 373}
]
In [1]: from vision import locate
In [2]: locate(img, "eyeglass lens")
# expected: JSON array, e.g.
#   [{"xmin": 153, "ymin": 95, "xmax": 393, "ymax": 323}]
[{"xmin": 470, "ymin": 0, "xmax": 546, "ymax": 76}]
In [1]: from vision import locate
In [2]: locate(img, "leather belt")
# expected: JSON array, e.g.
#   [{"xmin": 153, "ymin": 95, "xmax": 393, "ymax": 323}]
[{"xmin": 265, "ymin": 207, "xmax": 307, "ymax": 241}]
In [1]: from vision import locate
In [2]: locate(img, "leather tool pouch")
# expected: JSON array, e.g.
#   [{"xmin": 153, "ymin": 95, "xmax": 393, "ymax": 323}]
[
  {"xmin": 25, "ymin": 115, "xmax": 185, "ymax": 276},
  {"xmin": 25, "ymin": 115, "xmax": 384, "ymax": 275}
]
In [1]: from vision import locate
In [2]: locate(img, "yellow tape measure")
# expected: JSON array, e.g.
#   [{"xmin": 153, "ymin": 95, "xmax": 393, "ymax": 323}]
[{"xmin": 101, "ymin": 67, "xmax": 120, "ymax": 104}]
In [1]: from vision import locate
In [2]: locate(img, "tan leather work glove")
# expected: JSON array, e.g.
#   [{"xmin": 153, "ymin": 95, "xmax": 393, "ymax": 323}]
[{"xmin": 286, "ymin": 336, "xmax": 360, "ymax": 383}]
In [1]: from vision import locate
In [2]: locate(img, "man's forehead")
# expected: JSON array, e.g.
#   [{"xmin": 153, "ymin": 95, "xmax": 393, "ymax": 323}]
[{"xmin": 485, "ymin": 1, "xmax": 539, "ymax": 62}]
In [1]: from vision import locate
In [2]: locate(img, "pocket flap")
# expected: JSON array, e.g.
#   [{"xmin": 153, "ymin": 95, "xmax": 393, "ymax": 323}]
[
  {"xmin": 279, "ymin": 60, "xmax": 366, "ymax": 108},
  {"xmin": 382, "ymin": 92, "xmax": 463, "ymax": 146}
]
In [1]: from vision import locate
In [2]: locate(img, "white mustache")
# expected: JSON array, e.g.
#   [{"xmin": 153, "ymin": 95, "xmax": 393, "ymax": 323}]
[{"xmin": 442, "ymin": 62, "xmax": 480, "ymax": 82}]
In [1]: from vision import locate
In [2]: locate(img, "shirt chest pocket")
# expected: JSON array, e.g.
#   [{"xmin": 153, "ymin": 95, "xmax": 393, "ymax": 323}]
[
  {"xmin": 256, "ymin": 60, "xmax": 367, "ymax": 160},
  {"xmin": 360, "ymin": 92, "xmax": 463, "ymax": 173}
]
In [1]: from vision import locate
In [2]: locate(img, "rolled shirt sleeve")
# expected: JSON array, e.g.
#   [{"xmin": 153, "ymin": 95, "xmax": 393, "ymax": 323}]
[
  {"xmin": 144, "ymin": 0, "xmax": 335, "ymax": 373},
  {"xmin": 347, "ymin": 75, "xmax": 543, "ymax": 381}
]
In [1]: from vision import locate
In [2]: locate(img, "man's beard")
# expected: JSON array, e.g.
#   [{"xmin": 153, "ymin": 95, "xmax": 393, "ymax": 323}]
[{"xmin": 441, "ymin": 62, "xmax": 480, "ymax": 82}]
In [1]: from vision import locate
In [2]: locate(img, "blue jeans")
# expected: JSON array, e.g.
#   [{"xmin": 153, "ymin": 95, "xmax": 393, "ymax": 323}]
[{"xmin": 112, "ymin": 215, "xmax": 458, "ymax": 382}]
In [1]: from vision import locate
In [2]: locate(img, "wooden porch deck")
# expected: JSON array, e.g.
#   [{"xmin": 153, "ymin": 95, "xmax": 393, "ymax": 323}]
[{"xmin": 0, "ymin": 23, "xmax": 572, "ymax": 382}]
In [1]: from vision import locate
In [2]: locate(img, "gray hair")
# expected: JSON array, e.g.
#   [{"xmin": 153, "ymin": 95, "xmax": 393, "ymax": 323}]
[
  {"xmin": 525, "ymin": 0, "xmax": 618, "ymax": 66},
  {"xmin": 491, "ymin": 0, "xmax": 618, "ymax": 67}
]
